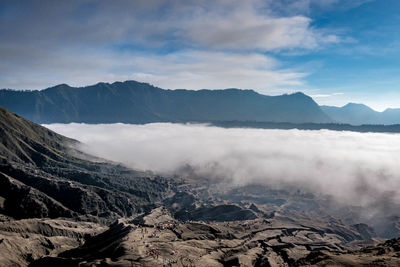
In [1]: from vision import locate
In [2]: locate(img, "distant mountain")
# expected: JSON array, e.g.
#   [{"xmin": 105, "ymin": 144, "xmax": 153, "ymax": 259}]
[
  {"xmin": 0, "ymin": 80, "xmax": 332, "ymax": 124},
  {"xmin": 322, "ymin": 103, "xmax": 400, "ymax": 125},
  {"xmin": 380, "ymin": 108, "xmax": 400, "ymax": 124},
  {"xmin": 212, "ymin": 120, "xmax": 400, "ymax": 133}
]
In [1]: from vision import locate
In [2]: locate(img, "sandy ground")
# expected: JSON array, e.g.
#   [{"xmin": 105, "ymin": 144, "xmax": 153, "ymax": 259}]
[
  {"xmin": 29, "ymin": 207, "xmax": 400, "ymax": 267},
  {"xmin": 0, "ymin": 218, "xmax": 106, "ymax": 266}
]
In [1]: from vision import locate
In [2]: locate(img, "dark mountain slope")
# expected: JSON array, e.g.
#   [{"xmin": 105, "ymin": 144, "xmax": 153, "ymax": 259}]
[
  {"xmin": 0, "ymin": 172, "xmax": 73, "ymax": 219},
  {"xmin": 0, "ymin": 107, "xmax": 175, "ymax": 220},
  {"xmin": 322, "ymin": 103, "xmax": 400, "ymax": 125},
  {"xmin": 0, "ymin": 106, "xmax": 76, "ymax": 165},
  {"xmin": 0, "ymin": 80, "xmax": 332, "ymax": 124}
]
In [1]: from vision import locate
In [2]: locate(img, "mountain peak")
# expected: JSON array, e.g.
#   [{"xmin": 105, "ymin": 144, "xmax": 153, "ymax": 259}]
[
  {"xmin": 288, "ymin": 92, "xmax": 310, "ymax": 99},
  {"xmin": 342, "ymin": 103, "xmax": 375, "ymax": 111},
  {"xmin": 50, "ymin": 83, "xmax": 71, "ymax": 89},
  {"xmin": 291, "ymin": 91, "xmax": 307, "ymax": 96},
  {"xmin": 44, "ymin": 83, "xmax": 72, "ymax": 93}
]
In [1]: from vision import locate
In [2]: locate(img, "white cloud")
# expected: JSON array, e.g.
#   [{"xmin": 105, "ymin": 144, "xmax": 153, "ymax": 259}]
[
  {"xmin": 0, "ymin": 48, "xmax": 308, "ymax": 93},
  {"xmin": 46, "ymin": 122, "xmax": 400, "ymax": 213},
  {"xmin": 310, "ymin": 92, "xmax": 344, "ymax": 98},
  {"xmin": 178, "ymin": 4, "xmax": 338, "ymax": 51},
  {"xmin": 128, "ymin": 51, "xmax": 307, "ymax": 91},
  {"xmin": 0, "ymin": 0, "xmax": 345, "ymax": 90}
]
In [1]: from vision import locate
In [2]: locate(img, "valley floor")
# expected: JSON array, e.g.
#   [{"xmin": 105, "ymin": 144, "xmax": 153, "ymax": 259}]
[{"xmin": 0, "ymin": 207, "xmax": 395, "ymax": 267}]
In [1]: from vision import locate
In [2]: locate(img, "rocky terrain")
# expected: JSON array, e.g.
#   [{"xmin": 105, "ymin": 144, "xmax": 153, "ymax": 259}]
[
  {"xmin": 0, "ymin": 106, "xmax": 176, "ymax": 221},
  {"xmin": 0, "ymin": 106, "xmax": 176, "ymax": 265},
  {"xmin": 0, "ymin": 217, "xmax": 106, "ymax": 266},
  {"xmin": 29, "ymin": 207, "xmax": 400, "ymax": 267},
  {"xmin": 1, "ymin": 106, "xmax": 400, "ymax": 266}
]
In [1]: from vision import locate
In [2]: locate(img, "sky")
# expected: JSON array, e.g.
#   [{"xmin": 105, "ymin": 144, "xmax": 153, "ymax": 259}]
[{"xmin": 1, "ymin": 0, "xmax": 400, "ymax": 111}]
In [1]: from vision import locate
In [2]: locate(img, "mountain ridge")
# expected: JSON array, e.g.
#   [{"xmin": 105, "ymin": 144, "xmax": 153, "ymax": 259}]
[
  {"xmin": 321, "ymin": 103, "xmax": 400, "ymax": 125},
  {"xmin": 2, "ymin": 80, "xmax": 400, "ymax": 125},
  {"xmin": 0, "ymin": 106, "xmax": 175, "ymax": 220},
  {"xmin": 0, "ymin": 80, "xmax": 332, "ymax": 124}
]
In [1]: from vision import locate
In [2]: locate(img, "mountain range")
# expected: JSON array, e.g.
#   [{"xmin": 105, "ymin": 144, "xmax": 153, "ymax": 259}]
[
  {"xmin": 1, "ymin": 80, "xmax": 399, "ymax": 125},
  {"xmin": 0, "ymin": 81, "xmax": 329, "ymax": 124},
  {"xmin": 321, "ymin": 103, "xmax": 400, "ymax": 125}
]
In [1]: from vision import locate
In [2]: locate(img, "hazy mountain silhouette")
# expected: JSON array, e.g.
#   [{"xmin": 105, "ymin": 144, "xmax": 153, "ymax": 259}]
[
  {"xmin": 322, "ymin": 103, "xmax": 400, "ymax": 125},
  {"xmin": 0, "ymin": 80, "xmax": 332, "ymax": 124}
]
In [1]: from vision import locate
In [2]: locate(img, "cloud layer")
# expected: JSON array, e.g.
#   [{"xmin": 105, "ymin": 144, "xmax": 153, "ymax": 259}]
[
  {"xmin": 45, "ymin": 123, "xmax": 400, "ymax": 211},
  {"xmin": 0, "ymin": 0, "xmax": 347, "ymax": 91}
]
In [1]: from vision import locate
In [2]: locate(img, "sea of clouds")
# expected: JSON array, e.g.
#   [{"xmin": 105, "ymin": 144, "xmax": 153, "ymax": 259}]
[{"xmin": 45, "ymin": 123, "xmax": 400, "ymax": 210}]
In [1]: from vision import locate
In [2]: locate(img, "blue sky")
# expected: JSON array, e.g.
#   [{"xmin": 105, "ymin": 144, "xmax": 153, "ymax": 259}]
[
  {"xmin": 285, "ymin": 0, "xmax": 400, "ymax": 110},
  {"xmin": 0, "ymin": 0, "xmax": 399, "ymax": 110}
]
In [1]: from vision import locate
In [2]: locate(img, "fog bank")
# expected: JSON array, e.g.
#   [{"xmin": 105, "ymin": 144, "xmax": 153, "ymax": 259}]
[{"xmin": 45, "ymin": 123, "xmax": 400, "ymax": 209}]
